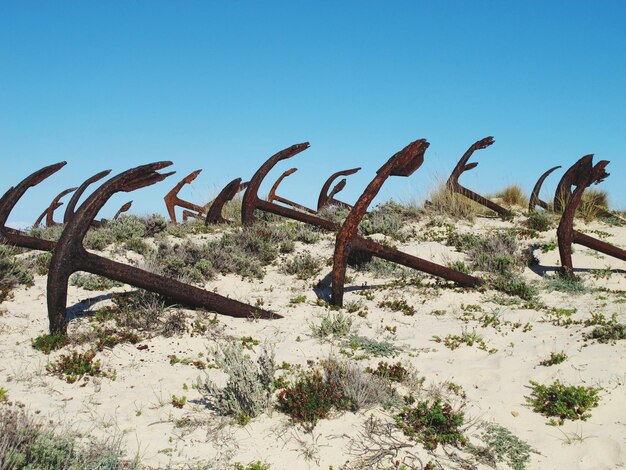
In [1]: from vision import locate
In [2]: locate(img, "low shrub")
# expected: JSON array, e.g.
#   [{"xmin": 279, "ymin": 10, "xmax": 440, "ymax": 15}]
[
  {"xmin": 539, "ymin": 351, "xmax": 567, "ymax": 367},
  {"xmin": 526, "ymin": 211, "xmax": 553, "ymax": 232},
  {"xmin": 0, "ymin": 244, "xmax": 34, "ymax": 302},
  {"xmin": 587, "ymin": 322, "xmax": 626, "ymax": 343},
  {"xmin": 282, "ymin": 252, "xmax": 322, "ymax": 280},
  {"xmin": 46, "ymin": 350, "xmax": 103, "ymax": 383},
  {"xmin": 526, "ymin": 379, "xmax": 601, "ymax": 425},
  {"xmin": 201, "ymin": 343, "xmax": 276, "ymax": 425},
  {"xmin": 468, "ymin": 422, "xmax": 539, "ymax": 470},
  {"xmin": 32, "ymin": 333, "xmax": 69, "ymax": 354},
  {"xmin": 395, "ymin": 398, "xmax": 466, "ymax": 450},
  {"xmin": 310, "ymin": 311, "xmax": 354, "ymax": 340},
  {"xmin": 70, "ymin": 273, "xmax": 122, "ymax": 291}
]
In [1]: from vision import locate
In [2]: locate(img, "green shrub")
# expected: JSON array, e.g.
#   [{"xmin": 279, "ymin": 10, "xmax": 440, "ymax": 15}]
[
  {"xmin": 526, "ymin": 211, "xmax": 553, "ymax": 232},
  {"xmin": 587, "ymin": 322, "xmax": 626, "ymax": 343},
  {"xmin": 83, "ymin": 228, "xmax": 114, "ymax": 250},
  {"xmin": 367, "ymin": 361, "xmax": 409, "ymax": 383},
  {"xmin": 70, "ymin": 273, "xmax": 122, "ymax": 291},
  {"xmin": 32, "ymin": 333, "xmax": 69, "ymax": 354},
  {"xmin": 360, "ymin": 200, "xmax": 416, "ymax": 241},
  {"xmin": 0, "ymin": 244, "xmax": 34, "ymax": 302},
  {"xmin": 282, "ymin": 252, "xmax": 322, "ymax": 280},
  {"xmin": 108, "ymin": 215, "xmax": 146, "ymax": 242},
  {"xmin": 526, "ymin": 379, "xmax": 601, "ymax": 425},
  {"xmin": 378, "ymin": 299, "xmax": 416, "ymax": 316},
  {"xmin": 395, "ymin": 399, "xmax": 466, "ymax": 449},
  {"xmin": 278, "ymin": 369, "xmax": 339, "ymax": 427}
]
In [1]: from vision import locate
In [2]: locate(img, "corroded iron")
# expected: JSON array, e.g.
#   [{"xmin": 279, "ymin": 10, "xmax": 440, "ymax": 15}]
[
  {"xmin": 0, "ymin": 162, "xmax": 67, "ymax": 252},
  {"xmin": 330, "ymin": 140, "xmax": 481, "ymax": 306},
  {"xmin": 34, "ymin": 187, "xmax": 78, "ymax": 228},
  {"xmin": 557, "ymin": 156, "xmax": 625, "ymax": 275},
  {"xmin": 63, "ymin": 170, "xmax": 112, "ymax": 225},
  {"xmin": 317, "ymin": 167, "xmax": 361, "ymax": 211},
  {"xmin": 240, "ymin": 142, "xmax": 480, "ymax": 306},
  {"xmin": 267, "ymin": 168, "xmax": 317, "ymax": 214},
  {"xmin": 447, "ymin": 137, "xmax": 512, "ymax": 218},
  {"xmin": 205, "ymin": 179, "xmax": 249, "ymax": 225},
  {"xmin": 241, "ymin": 143, "xmax": 338, "ymax": 230},
  {"xmin": 164, "ymin": 169, "xmax": 210, "ymax": 224},
  {"xmin": 113, "ymin": 201, "xmax": 133, "ymax": 219},
  {"xmin": 47, "ymin": 162, "xmax": 278, "ymax": 334},
  {"xmin": 528, "ymin": 165, "xmax": 561, "ymax": 212}
]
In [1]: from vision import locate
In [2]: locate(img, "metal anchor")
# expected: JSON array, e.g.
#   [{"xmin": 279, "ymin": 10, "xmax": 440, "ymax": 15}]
[
  {"xmin": 447, "ymin": 137, "xmax": 512, "ymax": 218},
  {"xmin": 556, "ymin": 155, "xmax": 625, "ymax": 275},
  {"xmin": 205, "ymin": 178, "xmax": 249, "ymax": 225},
  {"xmin": 164, "ymin": 169, "xmax": 211, "ymax": 224},
  {"xmin": 330, "ymin": 139, "xmax": 481, "ymax": 306},
  {"xmin": 528, "ymin": 165, "xmax": 561, "ymax": 212},
  {"xmin": 33, "ymin": 187, "xmax": 78, "ymax": 228},
  {"xmin": 317, "ymin": 167, "xmax": 360, "ymax": 211},
  {"xmin": 267, "ymin": 168, "xmax": 317, "ymax": 214}
]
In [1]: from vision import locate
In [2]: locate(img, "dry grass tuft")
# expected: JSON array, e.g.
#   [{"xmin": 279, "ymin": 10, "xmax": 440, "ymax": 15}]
[
  {"xmin": 497, "ymin": 184, "xmax": 528, "ymax": 207},
  {"xmin": 425, "ymin": 182, "xmax": 478, "ymax": 221}
]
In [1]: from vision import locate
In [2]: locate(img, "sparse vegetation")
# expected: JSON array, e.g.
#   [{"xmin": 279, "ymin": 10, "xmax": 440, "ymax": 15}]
[
  {"xmin": 378, "ymin": 299, "xmax": 416, "ymax": 316},
  {"xmin": 539, "ymin": 351, "xmax": 567, "ymax": 367},
  {"xmin": 46, "ymin": 350, "xmax": 104, "ymax": 383},
  {"xmin": 0, "ymin": 245, "xmax": 34, "ymax": 302},
  {"xmin": 282, "ymin": 252, "xmax": 322, "ymax": 280},
  {"xmin": 70, "ymin": 272, "xmax": 123, "ymax": 291},
  {"xmin": 469, "ymin": 422, "xmax": 539, "ymax": 470},
  {"xmin": 426, "ymin": 182, "xmax": 478, "ymax": 221},
  {"xmin": 526, "ymin": 211, "xmax": 553, "ymax": 232},
  {"xmin": 310, "ymin": 311, "xmax": 354, "ymax": 340}
]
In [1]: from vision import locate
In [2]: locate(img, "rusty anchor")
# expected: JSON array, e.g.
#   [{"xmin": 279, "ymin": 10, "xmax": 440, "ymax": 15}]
[
  {"xmin": 317, "ymin": 167, "xmax": 360, "ymax": 211},
  {"xmin": 164, "ymin": 169, "xmax": 211, "ymax": 224},
  {"xmin": 267, "ymin": 168, "xmax": 317, "ymax": 214},
  {"xmin": 556, "ymin": 155, "xmax": 626, "ymax": 276},
  {"xmin": 1, "ymin": 162, "xmax": 68, "ymax": 252},
  {"xmin": 528, "ymin": 166, "xmax": 561, "ymax": 212},
  {"xmin": 33, "ymin": 186, "xmax": 78, "ymax": 228},
  {"xmin": 330, "ymin": 139, "xmax": 482, "ymax": 306},
  {"xmin": 205, "ymin": 178, "xmax": 249, "ymax": 225},
  {"xmin": 240, "ymin": 142, "xmax": 481, "ymax": 306},
  {"xmin": 447, "ymin": 137, "xmax": 512, "ymax": 218},
  {"xmin": 44, "ymin": 162, "xmax": 278, "ymax": 333},
  {"xmin": 113, "ymin": 201, "xmax": 133, "ymax": 220}
]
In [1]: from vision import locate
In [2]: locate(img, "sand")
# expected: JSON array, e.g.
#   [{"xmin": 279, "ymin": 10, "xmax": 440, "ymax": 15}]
[{"xmin": 1, "ymin": 213, "xmax": 625, "ymax": 469}]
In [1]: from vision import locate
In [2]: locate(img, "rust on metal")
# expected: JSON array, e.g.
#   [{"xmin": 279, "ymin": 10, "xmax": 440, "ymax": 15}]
[
  {"xmin": 447, "ymin": 137, "xmax": 512, "ymax": 218},
  {"xmin": 45, "ymin": 162, "xmax": 278, "ymax": 334},
  {"xmin": 317, "ymin": 167, "xmax": 361, "ymax": 211},
  {"xmin": 557, "ymin": 156, "xmax": 625, "ymax": 275},
  {"xmin": 241, "ymin": 143, "xmax": 338, "ymax": 230},
  {"xmin": 267, "ymin": 168, "xmax": 316, "ymax": 214},
  {"xmin": 63, "ymin": 170, "xmax": 112, "ymax": 224},
  {"xmin": 34, "ymin": 187, "xmax": 78, "ymax": 228},
  {"xmin": 205, "ymin": 179, "xmax": 249, "ymax": 225},
  {"xmin": 0, "ymin": 163, "xmax": 67, "ymax": 252},
  {"xmin": 330, "ymin": 140, "xmax": 481, "ymax": 306},
  {"xmin": 113, "ymin": 201, "xmax": 133, "ymax": 219},
  {"xmin": 528, "ymin": 165, "xmax": 561, "ymax": 212},
  {"xmin": 164, "ymin": 169, "xmax": 209, "ymax": 224}
]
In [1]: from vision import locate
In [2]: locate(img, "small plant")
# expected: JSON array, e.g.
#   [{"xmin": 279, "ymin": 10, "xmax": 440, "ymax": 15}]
[
  {"xmin": 526, "ymin": 380, "xmax": 601, "ymax": 425},
  {"xmin": 201, "ymin": 343, "xmax": 276, "ymax": 424},
  {"xmin": 526, "ymin": 211, "xmax": 553, "ymax": 232},
  {"xmin": 544, "ymin": 274, "xmax": 587, "ymax": 294},
  {"xmin": 289, "ymin": 295, "xmax": 307, "ymax": 305},
  {"xmin": 395, "ymin": 399, "xmax": 466, "ymax": 450},
  {"xmin": 539, "ymin": 351, "xmax": 567, "ymax": 367},
  {"xmin": 171, "ymin": 395, "xmax": 186, "ymax": 409},
  {"xmin": 234, "ymin": 461, "xmax": 271, "ymax": 470},
  {"xmin": 0, "ymin": 387, "xmax": 7, "ymax": 402},
  {"xmin": 367, "ymin": 361, "xmax": 409, "ymax": 382},
  {"xmin": 32, "ymin": 333, "xmax": 69, "ymax": 354},
  {"xmin": 310, "ymin": 311, "xmax": 354, "ymax": 340},
  {"xmin": 468, "ymin": 422, "xmax": 539, "ymax": 470},
  {"xmin": 282, "ymin": 252, "xmax": 322, "ymax": 280},
  {"xmin": 345, "ymin": 335, "xmax": 399, "ymax": 357},
  {"xmin": 378, "ymin": 299, "xmax": 416, "ymax": 316},
  {"xmin": 70, "ymin": 272, "xmax": 122, "ymax": 291},
  {"xmin": 587, "ymin": 321, "xmax": 626, "ymax": 343},
  {"xmin": 241, "ymin": 336, "xmax": 260, "ymax": 350},
  {"xmin": 46, "ymin": 350, "xmax": 103, "ymax": 383},
  {"xmin": 277, "ymin": 369, "xmax": 339, "ymax": 428}
]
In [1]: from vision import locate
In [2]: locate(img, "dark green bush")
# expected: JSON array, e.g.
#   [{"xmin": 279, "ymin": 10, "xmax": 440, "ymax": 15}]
[
  {"xmin": 526, "ymin": 379, "xmax": 601, "ymax": 425},
  {"xmin": 395, "ymin": 399, "xmax": 466, "ymax": 449}
]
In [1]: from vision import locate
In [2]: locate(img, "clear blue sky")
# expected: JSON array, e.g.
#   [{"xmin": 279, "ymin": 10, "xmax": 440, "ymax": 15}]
[{"xmin": 2, "ymin": 1, "xmax": 625, "ymax": 227}]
